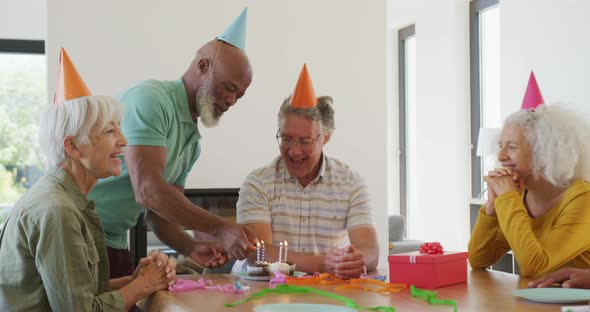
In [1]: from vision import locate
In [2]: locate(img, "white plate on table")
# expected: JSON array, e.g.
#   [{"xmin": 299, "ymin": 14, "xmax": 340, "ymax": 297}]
[
  {"xmin": 514, "ymin": 288, "xmax": 590, "ymax": 303},
  {"xmin": 255, "ymin": 303, "xmax": 356, "ymax": 312},
  {"xmin": 232, "ymin": 271, "xmax": 307, "ymax": 281}
]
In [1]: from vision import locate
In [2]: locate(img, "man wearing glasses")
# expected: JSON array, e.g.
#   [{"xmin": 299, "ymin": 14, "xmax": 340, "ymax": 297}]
[{"xmin": 235, "ymin": 65, "xmax": 379, "ymax": 279}]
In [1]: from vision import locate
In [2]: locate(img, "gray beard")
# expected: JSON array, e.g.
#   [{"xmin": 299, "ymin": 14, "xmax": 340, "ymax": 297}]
[{"xmin": 195, "ymin": 87, "xmax": 220, "ymax": 128}]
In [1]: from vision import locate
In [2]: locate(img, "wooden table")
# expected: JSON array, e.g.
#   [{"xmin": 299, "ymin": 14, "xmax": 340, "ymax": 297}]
[{"xmin": 140, "ymin": 270, "xmax": 576, "ymax": 311}]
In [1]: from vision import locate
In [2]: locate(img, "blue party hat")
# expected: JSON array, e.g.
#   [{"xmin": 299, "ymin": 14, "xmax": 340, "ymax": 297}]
[{"xmin": 216, "ymin": 8, "xmax": 248, "ymax": 51}]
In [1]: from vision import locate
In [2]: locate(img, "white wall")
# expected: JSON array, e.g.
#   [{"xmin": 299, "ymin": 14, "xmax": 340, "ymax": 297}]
[
  {"xmin": 47, "ymin": 0, "xmax": 390, "ymax": 268},
  {"xmin": 501, "ymin": 0, "xmax": 590, "ymax": 119},
  {"xmin": 387, "ymin": 0, "xmax": 472, "ymax": 251},
  {"xmin": 0, "ymin": 0, "xmax": 46, "ymax": 40}
]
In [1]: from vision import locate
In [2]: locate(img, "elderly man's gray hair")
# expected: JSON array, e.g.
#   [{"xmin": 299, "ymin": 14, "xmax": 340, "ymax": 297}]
[
  {"xmin": 39, "ymin": 95, "xmax": 125, "ymax": 167},
  {"xmin": 504, "ymin": 104, "xmax": 590, "ymax": 187},
  {"xmin": 277, "ymin": 96, "xmax": 335, "ymax": 134}
]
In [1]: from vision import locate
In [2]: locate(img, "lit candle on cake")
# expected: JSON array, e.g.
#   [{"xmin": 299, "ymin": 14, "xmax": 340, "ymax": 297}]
[
  {"xmin": 256, "ymin": 241, "xmax": 260, "ymax": 263},
  {"xmin": 283, "ymin": 241, "xmax": 288, "ymax": 263},
  {"xmin": 261, "ymin": 240, "xmax": 266, "ymax": 263},
  {"xmin": 279, "ymin": 241, "xmax": 283, "ymax": 263}
]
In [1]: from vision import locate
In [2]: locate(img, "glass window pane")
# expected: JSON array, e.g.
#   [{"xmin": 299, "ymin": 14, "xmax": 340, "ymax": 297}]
[
  {"xmin": 481, "ymin": 6, "xmax": 501, "ymax": 128},
  {"xmin": 0, "ymin": 53, "xmax": 46, "ymax": 219},
  {"xmin": 479, "ymin": 6, "xmax": 500, "ymax": 196},
  {"xmin": 405, "ymin": 36, "xmax": 416, "ymax": 232}
]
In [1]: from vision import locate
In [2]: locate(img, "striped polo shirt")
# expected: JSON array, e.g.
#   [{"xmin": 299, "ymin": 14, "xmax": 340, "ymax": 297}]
[{"xmin": 236, "ymin": 155, "xmax": 374, "ymax": 255}]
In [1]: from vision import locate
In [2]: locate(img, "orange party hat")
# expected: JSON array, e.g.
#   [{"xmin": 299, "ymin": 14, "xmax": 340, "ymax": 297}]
[
  {"xmin": 53, "ymin": 47, "xmax": 92, "ymax": 105},
  {"xmin": 290, "ymin": 64, "xmax": 317, "ymax": 109}
]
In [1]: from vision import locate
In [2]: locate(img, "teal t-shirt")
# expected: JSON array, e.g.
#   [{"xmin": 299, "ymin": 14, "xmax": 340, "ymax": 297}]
[{"xmin": 88, "ymin": 79, "xmax": 201, "ymax": 249}]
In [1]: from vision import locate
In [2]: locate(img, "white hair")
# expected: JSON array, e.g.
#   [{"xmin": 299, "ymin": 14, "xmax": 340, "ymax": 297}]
[
  {"xmin": 39, "ymin": 95, "xmax": 125, "ymax": 167},
  {"xmin": 277, "ymin": 96, "xmax": 336, "ymax": 134},
  {"xmin": 196, "ymin": 79, "xmax": 219, "ymax": 128},
  {"xmin": 504, "ymin": 104, "xmax": 590, "ymax": 187}
]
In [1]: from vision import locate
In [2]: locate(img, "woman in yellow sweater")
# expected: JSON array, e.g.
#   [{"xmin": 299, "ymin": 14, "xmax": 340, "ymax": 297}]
[{"xmin": 468, "ymin": 104, "xmax": 590, "ymax": 278}]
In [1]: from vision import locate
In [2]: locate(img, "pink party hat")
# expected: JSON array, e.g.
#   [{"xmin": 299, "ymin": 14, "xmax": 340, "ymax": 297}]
[{"xmin": 521, "ymin": 71, "xmax": 544, "ymax": 110}]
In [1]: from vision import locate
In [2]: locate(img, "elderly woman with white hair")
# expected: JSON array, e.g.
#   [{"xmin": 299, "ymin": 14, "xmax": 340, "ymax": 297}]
[
  {"xmin": 469, "ymin": 104, "xmax": 590, "ymax": 278},
  {"xmin": 0, "ymin": 95, "xmax": 176, "ymax": 311}
]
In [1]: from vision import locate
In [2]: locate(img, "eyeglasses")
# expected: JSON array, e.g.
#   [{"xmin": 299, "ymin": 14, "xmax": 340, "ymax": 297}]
[{"xmin": 276, "ymin": 130, "xmax": 322, "ymax": 150}]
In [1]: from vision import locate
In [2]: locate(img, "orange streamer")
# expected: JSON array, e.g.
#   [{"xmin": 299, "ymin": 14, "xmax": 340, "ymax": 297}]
[
  {"xmin": 286, "ymin": 273, "xmax": 348, "ymax": 285},
  {"xmin": 334, "ymin": 278, "xmax": 407, "ymax": 294}
]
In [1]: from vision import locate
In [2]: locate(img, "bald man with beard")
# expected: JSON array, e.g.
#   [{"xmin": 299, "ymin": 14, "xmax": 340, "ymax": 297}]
[{"xmin": 89, "ymin": 39, "xmax": 256, "ymax": 279}]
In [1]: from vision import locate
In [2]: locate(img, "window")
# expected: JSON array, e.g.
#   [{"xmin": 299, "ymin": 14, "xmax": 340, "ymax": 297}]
[
  {"xmin": 479, "ymin": 4, "xmax": 501, "ymax": 186},
  {"xmin": 398, "ymin": 25, "xmax": 416, "ymax": 232},
  {"xmin": 469, "ymin": 1, "xmax": 500, "ymax": 198},
  {"xmin": 0, "ymin": 39, "xmax": 46, "ymax": 227},
  {"xmin": 470, "ymin": 0, "xmax": 517, "ymax": 274}
]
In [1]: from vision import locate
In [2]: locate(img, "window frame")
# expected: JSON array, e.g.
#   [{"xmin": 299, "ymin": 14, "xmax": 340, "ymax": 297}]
[
  {"xmin": 0, "ymin": 39, "xmax": 44, "ymax": 54},
  {"xmin": 469, "ymin": 0, "xmax": 499, "ymax": 198},
  {"xmin": 398, "ymin": 24, "xmax": 415, "ymax": 224}
]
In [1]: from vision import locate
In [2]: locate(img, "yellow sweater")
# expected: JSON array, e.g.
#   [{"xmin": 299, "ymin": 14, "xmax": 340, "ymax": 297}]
[{"xmin": 468, "ymin": 179, "xmax": 590, "ymax": 278}]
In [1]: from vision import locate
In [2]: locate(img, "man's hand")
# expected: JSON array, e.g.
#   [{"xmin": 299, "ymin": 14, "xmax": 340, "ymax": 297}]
[
  {"xmin": 212, "ymin": 221, "xmax": 257, "ymax": 260},
  {"xmin": 189, "ymin": 242, "xmax": 228, "ymax": 268},
  {"xmin": 324, "ymin": 245, "xmax": 365, "ymax": 279},
  {"xmin": 528, "ymin": 267, "xmax": 590, "ymax": 289}
]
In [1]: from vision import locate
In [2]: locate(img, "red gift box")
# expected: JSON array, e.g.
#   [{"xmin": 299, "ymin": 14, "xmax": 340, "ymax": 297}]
[{"xmin": 388, "ymin": 251, "xmax": 468, "ymax": 289}]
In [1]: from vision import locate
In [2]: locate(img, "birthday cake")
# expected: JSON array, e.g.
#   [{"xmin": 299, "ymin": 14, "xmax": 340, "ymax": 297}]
[
  {"xmin": 269, "ymin": 262, "xmax": 296, "ymax": 276},
  {"xmin": 246, "ymin": 261, "xmax": 270, "ymax": 276},
  {"xmin": 247, "ymin": 240, "xmax": 270, "ymax": 276},
  {"xmin": 269, "ymin": 241, "xmax": 295, "ymax": 275},
  {"xmin": 247, "ymin": 240, "xmax": 295, "ymax": 276}
]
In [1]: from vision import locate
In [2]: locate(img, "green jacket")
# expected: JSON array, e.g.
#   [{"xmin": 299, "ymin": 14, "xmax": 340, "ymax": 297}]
[{"xmin": 0, "ymin": 167, "xmax": 125, "ymax": 311}]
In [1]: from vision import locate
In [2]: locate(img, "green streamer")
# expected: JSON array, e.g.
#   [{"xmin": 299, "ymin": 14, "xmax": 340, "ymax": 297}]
[
  {"xmin": 410, "ymin": 285, "xmax": 458, "ymax": 312},
  {"xmin": 225, "ymin": 284, "xmax": 396, "ymax": 312}
]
